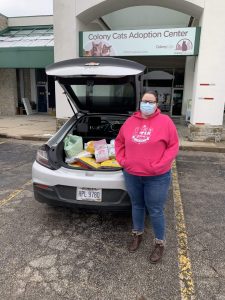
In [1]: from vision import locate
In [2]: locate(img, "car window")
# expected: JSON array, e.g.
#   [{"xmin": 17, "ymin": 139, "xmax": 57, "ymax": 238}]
[{"xmin": 64, "ymin": 79, "xmax": 136, "ymax": 113}]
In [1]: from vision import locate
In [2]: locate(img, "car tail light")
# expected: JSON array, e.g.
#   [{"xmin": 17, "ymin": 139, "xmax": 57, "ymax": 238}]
[
  {"xmin": 34, "ymin": 183, "xmax": 50, "ymax": 189},
  {"xmin": 36, "ymin": 145, "xmax": 53, "ymax": 169}
]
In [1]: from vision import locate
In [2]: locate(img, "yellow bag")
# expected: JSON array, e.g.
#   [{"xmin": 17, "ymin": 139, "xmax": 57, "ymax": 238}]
[
  {"xmin": 77, "ymin": 157, "xmax": 101, "ymax": 169},
  {"xmin": 100, "ymin": 159, "xmax": 121, "ymax": 168},
  {"xmin": 86, "ymin": 141, "xmax": 95, "ymax": 154},
  {"xmin": 68, "ymin": 162, "xmax": 89, "ymax": 169}
]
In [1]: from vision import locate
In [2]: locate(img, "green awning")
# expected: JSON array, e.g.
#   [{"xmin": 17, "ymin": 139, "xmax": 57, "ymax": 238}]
[
  {"xmin": 0, "ymin": 47, "xmax": 54, "ymax": 68},
  {"xmin": 0, "ymin": 25, "xmax": 54, "ymax": 68}
]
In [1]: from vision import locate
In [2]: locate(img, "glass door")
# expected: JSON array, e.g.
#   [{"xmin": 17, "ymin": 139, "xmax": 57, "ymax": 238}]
[
  {"xmin": 143, "ymin": 69, "xmax": 173, "ymax": 116},
  {"xmin": 171, "ymin": 88, "xmax": 183, "ymax": 116},
  {"xmin": 36, "ymin": 69, "xmax": 48, "ymax": 113}
]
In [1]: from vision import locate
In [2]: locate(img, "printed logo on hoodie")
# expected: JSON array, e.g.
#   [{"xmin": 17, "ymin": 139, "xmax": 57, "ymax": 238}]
[{"xmin": 132, "ymin": 125, "xmax": 153, "ymax": 144}]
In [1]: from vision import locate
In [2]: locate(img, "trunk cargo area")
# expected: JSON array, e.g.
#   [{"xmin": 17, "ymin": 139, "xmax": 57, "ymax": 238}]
[{"xmin": 60, "ymin": 114, "xmax": 128, "ymax": 171}]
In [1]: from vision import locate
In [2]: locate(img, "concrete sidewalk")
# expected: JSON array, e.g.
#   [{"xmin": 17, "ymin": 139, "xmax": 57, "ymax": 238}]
[
  {"xmin": 0, "ymin": 114, "xmax": 57, "ymax": 142},
  {"xmin": 1, "ymin": 114, "xmax": 225, "ymax": 152}
]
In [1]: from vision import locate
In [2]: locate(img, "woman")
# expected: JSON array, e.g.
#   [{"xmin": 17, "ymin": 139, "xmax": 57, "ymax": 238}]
[{"xmin": 115, "ymin": 91, "xmax": 179, "ymax": 264}]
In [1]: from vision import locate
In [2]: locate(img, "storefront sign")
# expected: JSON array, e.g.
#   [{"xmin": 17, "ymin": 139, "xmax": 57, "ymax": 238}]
[{"xmin": 80, "ymin": 27, "xmax": 200, "ymax": 57}]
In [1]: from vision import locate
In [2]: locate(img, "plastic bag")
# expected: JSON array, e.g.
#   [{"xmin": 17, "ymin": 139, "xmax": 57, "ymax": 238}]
[
  {"xmin": 65, "ymin": 150, "xmax": 92, "ymax": 164},
  {"xmin": 107, "ymin": 144, "xmax": 115, "ymax": 159},
  {"xmin": 94, "ymin": 139, "xmax": 109, "ymax": 163},
  {"xmin": 64, "ymin": 134, "xmax": 83, "ymax": 158}
]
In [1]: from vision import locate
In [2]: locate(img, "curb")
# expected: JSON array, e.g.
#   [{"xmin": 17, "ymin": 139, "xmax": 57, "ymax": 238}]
[
  {"xmin": 0, "ymin": 133, "xmax": 50, "ymax": 142},
  {"xmin": 179, "ymin": 144, "xmax": 225, "ymax": 153}
]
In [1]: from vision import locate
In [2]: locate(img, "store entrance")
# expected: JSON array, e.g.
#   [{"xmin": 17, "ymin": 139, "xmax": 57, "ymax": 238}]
[
  {"xmin": 36, "ymin": 69, "xmax": 48, "ymax": 113},
  {"xmin": 143, "ymin": 68, "xmax": 184, "ymax": 117},
  {"xmin": 171, "ymin": 88, "xmax": 183, "ymax": 116},
  {"xmin": 36, "ymin": 69, "xmax": 55, "ymax": 113}
]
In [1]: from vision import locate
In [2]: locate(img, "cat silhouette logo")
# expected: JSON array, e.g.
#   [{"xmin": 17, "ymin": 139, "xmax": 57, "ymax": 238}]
[{"xmin": 176, "ymin": 39, "xmax": 193, "ymax": 52}]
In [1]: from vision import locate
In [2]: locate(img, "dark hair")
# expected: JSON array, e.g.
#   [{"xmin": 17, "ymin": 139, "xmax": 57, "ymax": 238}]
[{"xmin": 142, "ymin": 90, "xmax": 158, "ymax": 102}]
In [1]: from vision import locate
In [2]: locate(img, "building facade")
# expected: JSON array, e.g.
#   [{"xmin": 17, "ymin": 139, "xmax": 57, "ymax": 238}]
[
  {"xmin": 52, "ymin": 0, "xmax": 225, "ymax": 141},
  {"xmin": 0, "ymin": 14, "xmax": 54, "ymax": 116}
]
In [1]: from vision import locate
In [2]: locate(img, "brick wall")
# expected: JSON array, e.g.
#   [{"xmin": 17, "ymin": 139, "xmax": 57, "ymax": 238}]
[
  {"xmin": 0, "ymin": 69, "xmax": 18, "ymax": 116},
  {"xmin": 0, "ymin": 14, "xmax": 7, "ymax": 31}
]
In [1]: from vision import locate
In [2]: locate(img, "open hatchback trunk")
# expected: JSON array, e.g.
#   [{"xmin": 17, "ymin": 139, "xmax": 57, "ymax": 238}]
[{"xmin": 46, "ymin": 57, "xmax": 146, "ymax": 171}]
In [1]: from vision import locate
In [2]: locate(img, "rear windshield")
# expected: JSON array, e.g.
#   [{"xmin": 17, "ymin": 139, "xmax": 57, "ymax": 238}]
[{"xmin": 60, "ymin": 77, "xmax": 137, "ymax": 113}]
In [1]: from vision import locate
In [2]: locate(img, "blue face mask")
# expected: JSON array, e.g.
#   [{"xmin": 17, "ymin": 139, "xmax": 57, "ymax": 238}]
[{"xmin": 140, "ymin": 102, "xmax": 156, "ymax": 115}]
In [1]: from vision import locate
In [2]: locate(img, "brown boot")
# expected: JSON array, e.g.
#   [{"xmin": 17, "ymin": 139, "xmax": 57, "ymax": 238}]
[
  {"xmin": 149, "ymin": 241, "xmax": 165, "ymax": 264},
  {"xmin": 128, "ymin": 233, "xmax": 143, "ymax": 253}
]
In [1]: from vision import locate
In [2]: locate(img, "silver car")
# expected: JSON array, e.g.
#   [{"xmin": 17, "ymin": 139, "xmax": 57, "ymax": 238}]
[{"xmin": 32, "ymin": 57, "xmax": 145, "ymax": 211}]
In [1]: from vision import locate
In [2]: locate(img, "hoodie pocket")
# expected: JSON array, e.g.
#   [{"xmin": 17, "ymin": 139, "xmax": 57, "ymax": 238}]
[
  {"xmin": 150, "ymin": 161, "xmax": 171, "ymax": 175},
  {"xmin": 125, "ymin": 158, "xmax": 156, "ymax": 175}
]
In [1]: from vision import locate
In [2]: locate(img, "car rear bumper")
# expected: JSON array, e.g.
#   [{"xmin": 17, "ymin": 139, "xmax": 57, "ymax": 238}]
[
  {"xmin": 33, "ymin": 183, "xmax": 131, "ymax": 211},
  {"xmin": 32, "ymin": 161, "xmax": 126, "ymax": 189}
]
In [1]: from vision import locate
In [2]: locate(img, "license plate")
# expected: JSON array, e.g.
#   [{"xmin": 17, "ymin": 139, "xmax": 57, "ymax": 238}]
[{"xmin": 76, "ymin": 188, "xmax": 102, "ymax": 202}]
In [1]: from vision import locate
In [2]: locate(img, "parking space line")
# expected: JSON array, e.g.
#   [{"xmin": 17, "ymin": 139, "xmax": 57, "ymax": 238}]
[
  {"xmin": 172, "ymin": 161, "xmax": 195, "ymax": 300},
  {"xmin": 0, "ymin": 180, "xmax": 32, "ymax": 207},
  {"xmin": 0, "ymin": 141, "xmax": 6, "ymax": 145}
]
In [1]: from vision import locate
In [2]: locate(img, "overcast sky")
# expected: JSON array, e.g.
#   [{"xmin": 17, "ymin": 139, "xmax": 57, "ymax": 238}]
[{"xmin": 0, "ymin": 0, "xmax": 53, "ymax": 17}]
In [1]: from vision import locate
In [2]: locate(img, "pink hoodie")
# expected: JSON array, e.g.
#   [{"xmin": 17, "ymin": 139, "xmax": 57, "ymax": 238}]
[{"xmin": 115, "ymin": 109, "xmax": 179, "ymax": 176}]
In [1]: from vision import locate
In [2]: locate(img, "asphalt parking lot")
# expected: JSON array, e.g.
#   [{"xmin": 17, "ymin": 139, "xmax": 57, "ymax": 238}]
[{"xmin": 0, "ymin": 138, "xmax": 225, "ymax": 300}]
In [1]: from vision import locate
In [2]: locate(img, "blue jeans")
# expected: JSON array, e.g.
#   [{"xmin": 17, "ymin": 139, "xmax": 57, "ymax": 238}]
[{"xmin": 123, "ymin": 170, "xmax": 171, "ymax": 240}]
